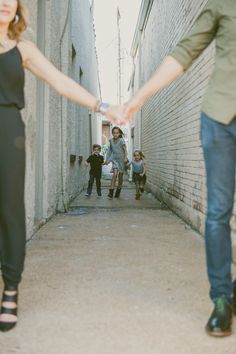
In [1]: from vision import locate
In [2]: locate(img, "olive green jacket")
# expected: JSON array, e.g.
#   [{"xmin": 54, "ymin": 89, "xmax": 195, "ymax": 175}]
[{"xmin": 170, "ymin": 0, "xmax": 236, "ymax": 124}]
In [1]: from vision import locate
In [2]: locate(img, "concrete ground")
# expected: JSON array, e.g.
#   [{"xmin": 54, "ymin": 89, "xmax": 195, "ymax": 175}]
[{"xmin": 1, "ymin": 179, "xmax": 236, "ymax": 354}]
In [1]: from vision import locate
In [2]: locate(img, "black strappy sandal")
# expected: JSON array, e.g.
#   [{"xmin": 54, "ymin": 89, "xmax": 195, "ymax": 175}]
[{"xmin": 0, "ymin": 287, "xmax": 18, "ymax": 332}]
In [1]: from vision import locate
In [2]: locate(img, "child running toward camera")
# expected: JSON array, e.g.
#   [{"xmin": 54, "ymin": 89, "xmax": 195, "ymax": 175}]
[
  {"xmin": 131, "ymin": 150, "xmax": 146, "ymax": 200},
  {"xmin": 85, "ymin": 144, "xmax": 104, "ymax": 197},
  {"xmin": 105, "ymin": 127, "xmax": 128, "ymax": 199}
]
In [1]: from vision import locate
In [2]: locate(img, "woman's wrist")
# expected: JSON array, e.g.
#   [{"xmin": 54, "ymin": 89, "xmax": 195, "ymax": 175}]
[
  {"xmin": 93, "ymin": 100, "xmax": 110, "ymax": 115},
  {"xmin": 93, "ymin": 99, "xmax": 100, "ymax": 112}
]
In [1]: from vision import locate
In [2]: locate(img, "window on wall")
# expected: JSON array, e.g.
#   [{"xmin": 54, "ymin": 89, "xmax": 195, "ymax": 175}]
[
  {"xmin": 72, "ymin": 44, "xmax": 76, "ymax": 61},
  {"xmin": 79, "ymin": 67, "xmax": 83, "ymax": 84}
]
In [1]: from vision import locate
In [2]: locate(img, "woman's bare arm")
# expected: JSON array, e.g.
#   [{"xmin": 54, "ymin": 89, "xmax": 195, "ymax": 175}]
[
  {"xmin": 18, "ymin": 40, "xmax": 97, "ymax": 109},
  {"xmin": 17, "ymin": 40, "xmax": 123, "ymax": 123}
]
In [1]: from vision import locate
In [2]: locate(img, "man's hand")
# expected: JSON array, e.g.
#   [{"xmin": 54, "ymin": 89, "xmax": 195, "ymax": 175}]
[
  {"xmin": 122, "ymin": 96, "xmax": 143, "ymax": 124},
  {"xmin": 121, "ymin": 56, "xmax": 184, "ymax": 124},
  {"xmin": 104, "ymin": 105, "xmax": 124, "ymax": 125}
]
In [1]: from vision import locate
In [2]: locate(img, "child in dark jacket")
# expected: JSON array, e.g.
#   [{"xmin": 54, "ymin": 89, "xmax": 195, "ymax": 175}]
[{"xmin": 85, "ymin": 144, "xmax": 104, "ymax": 197}]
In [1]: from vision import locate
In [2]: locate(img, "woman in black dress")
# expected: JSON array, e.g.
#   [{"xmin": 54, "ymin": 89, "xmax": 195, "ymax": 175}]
[{"xmin": 0, "ymin": 0, "xmax": 122, "ymax": 332}]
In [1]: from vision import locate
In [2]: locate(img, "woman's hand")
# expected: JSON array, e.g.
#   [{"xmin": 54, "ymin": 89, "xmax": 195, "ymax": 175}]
[{"xmin": 104, "ymin": 105, "xmax": 124, "ymax": 125}]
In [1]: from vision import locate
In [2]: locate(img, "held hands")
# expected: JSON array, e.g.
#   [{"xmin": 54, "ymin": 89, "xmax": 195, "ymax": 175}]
[
  {"xmin": 122, "ymin": 96, "xmax": 143, "ymax": 124},
  {"xmin": 100, "ymin": 95, "xmax": 143, "ymax": 126},
  {"xmin": 104, "ymin": 105, "xmax": 124, "ymax": 125}
]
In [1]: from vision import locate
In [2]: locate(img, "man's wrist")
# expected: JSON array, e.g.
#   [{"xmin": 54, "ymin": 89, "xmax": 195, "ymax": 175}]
[{"xmin": 133, "ymin": 92, "xmax": 145, "ymax": 110}]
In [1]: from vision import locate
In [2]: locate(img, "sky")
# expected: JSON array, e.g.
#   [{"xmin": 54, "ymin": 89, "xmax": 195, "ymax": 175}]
[{"xmin": 94, "ymin": 0, "xmax": 142, "ymax": 103}]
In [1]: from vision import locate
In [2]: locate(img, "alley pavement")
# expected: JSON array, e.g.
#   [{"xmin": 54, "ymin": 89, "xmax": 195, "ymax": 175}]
[{"xmin": 1, "ymin": 179, "xmax": 236, "ymax": 354}]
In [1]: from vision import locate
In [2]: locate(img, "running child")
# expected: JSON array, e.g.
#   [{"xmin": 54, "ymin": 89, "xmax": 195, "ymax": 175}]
[
  {"xmin": 131, "ymin": 150, "xmax": 146, "ymax": 200},
  {"xmin": 85, "ymin": 144, "xmax": 104, "ymax": 197},
  {"xmin": 105, "ymin": 127, "xmax": 128, "ymax": 199}
]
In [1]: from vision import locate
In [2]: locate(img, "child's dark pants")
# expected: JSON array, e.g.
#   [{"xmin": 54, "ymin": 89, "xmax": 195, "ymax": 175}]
[{"xmin": 87, "ymin": 173, "xmax": 101, "ymax": 195}]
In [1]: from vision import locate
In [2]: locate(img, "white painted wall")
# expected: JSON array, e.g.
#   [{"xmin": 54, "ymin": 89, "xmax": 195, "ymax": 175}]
[{"xmin": 22, "ymin": 0, "xmax": 101, "ymax": 238}]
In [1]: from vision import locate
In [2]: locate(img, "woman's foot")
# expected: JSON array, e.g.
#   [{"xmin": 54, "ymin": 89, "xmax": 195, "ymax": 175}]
[{"xmin": 0, "ymin": 287, "xmax": 18, "ymax": 332}]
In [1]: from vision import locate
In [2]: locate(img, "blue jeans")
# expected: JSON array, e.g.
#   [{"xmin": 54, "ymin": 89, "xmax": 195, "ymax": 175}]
[{"xmin": 201, "ymin": 112, "xmax": 236, "ymax": 303}]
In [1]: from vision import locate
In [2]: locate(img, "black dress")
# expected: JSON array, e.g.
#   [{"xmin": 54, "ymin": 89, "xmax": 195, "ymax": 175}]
[{"xmin": 0, "ymin": 46, "xmax": 26, "ymax": 288}]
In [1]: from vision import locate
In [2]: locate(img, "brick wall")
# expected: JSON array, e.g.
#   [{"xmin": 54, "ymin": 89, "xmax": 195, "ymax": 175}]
[{"xmin": 132, "ymin": 0, "xmax": 215, "ymax": 233}]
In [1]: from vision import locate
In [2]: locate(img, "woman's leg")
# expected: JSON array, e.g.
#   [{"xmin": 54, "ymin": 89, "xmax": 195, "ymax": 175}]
[
  {"xmin": 0, "ymin": 109, "xmax": 26, "ymax": 328},
  {"xmin": 0, "ymin": 110, "xmax": 26, "ymax": 288}
]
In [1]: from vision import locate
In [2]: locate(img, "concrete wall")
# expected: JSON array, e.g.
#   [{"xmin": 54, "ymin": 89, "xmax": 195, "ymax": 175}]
[
  {"xmin": 130, "ymin": 0, "xmax": 214, "ymax": 233},
  {"xmin": 68, "ymin": 0, "xmax": 102, "ymax": 202},
  {"xmin": 22, "ymin": 0, "xmax": 101, "ymax": 238}
]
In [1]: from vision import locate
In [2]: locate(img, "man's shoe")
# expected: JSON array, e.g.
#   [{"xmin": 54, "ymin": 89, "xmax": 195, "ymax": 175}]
[
  {"xmin": 206, "ymin": 295, "xmax": 232, "ymax": 337},
  {"xmin": 85, "ymin": 192, "xmax": 91, "ymax": 197}
]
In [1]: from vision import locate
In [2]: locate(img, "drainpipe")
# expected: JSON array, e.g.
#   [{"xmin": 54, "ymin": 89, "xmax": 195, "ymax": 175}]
[{"xmin": 57, "ymin": 0, "xmax": 72, "ymax": 212}]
